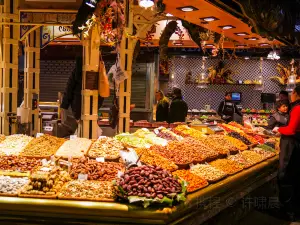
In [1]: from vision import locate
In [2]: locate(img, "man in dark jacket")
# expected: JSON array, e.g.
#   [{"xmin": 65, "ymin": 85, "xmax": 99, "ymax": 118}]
[
  {"xmin": 169, "ymin": 88, "xmax": 188, "ymax": 123},
  {"xmin": 155, "ymin": 90, "xmax": 169, "ymax": 122},
  {"xmin": 217, "ymin": 92, "xmax": 242, "ymax": 123}
]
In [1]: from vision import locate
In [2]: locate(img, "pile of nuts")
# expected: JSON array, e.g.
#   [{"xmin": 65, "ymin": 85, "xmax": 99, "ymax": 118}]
[
  {"xmin": 227, "ymin": 154, "xmax": 253, "ymax": 169},
  {"xmin": 190, "ymin": 164, "xmax": 227, "ymax": 183},
  {"xmin": 0, "ymin": 135, "xmax": 33, "ymax": 156},
  {"xmin": 224, "ymin": 136, "xmax": 248, "ymax": 151},
  {"xmin": 55, "ymin": 138, "xmax": 92, "ymax": 158},
  {"xmin": 135, "ymin": 148, "xmax": 178, "ymax": 172},
  {"xmin": 0, "ymin": 176, "xmax": 28, "ymax": 195},
  {"xmin": 195, "ymin": 136, "xmax": 231, "ymax": 156},
  {"xmin": 0, "ymin": 156, "xmax": 41, "ymax": 172},
  {"xmin": 70, "ymin": 158, "xmax": 124, "ymax": 181},
  {"xmin": 210, "ymin": 159, "xmax": 243, "ymax": 175},
  {"xmin": 58, "ymin": 180, "xmax": 116, "ymax": 200},
  {"xmin": 240, "ymin": 151, "xmax": 264, "ymax": 165},
  {"xmin": 88, "ymin": 137, "xmax": 124, "ymax": 159},
  {"xmin": 252, "ymin": 148, "xmax": 276, "ymax": 159},
  {"xmin": 208, "ymin": 135, "xmax": 238, "ymax": 154},
  {"xmin": 117, "ymin": 165, "xmax": 182, "ymax": 199},
  {"xmin": 20, "ymin": 134, "xmax": 65, "ymax": 158},
  {"xmin": 172, "ymin": 170, "xmax": 208, "ymax": 193}
]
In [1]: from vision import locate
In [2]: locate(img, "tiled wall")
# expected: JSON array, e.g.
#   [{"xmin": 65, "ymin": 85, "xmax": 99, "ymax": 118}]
[{"xmin": 169, "ymin": 58, "xmax": 289, "ymax": 110}]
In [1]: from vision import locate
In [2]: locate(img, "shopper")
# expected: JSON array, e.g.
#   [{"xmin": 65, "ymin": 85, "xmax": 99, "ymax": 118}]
[
  {"xmin": 155, "ymin": 90, "xmax": 169, "ymax": 122},
  {"xmin": 168, "ymin": 88, "xmax": 188, "ymax": 123},
  {"xmin": 276, "ymin": 85, "xmax": 300, "ymax": 220},
  {"xmin": 217, "ymin": 92, "xmax": 242, "ymax": 123},
  {"xmin": 266, "ymin": 100, "xmax": 289, "ymax": 130},
  {"xmin": 279, "ymin": 90, "xmax": 290, "ymax": 111}
]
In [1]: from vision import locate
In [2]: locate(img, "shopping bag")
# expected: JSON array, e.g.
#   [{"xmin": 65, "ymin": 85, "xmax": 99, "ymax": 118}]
[
  {"xmin": 107, "ymin": 57, "xmax": 128, "ymax": 86},
  {"xmin": 98, "ymin": 60, "xmax": 110, "ymax": 97}
]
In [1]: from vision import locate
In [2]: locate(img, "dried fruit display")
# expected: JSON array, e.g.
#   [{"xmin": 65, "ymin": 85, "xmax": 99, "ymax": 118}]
[
  {"xmin": 208, "ymin": 135, "xmax": 238, "ymax": 154},
  {"xmin": 190, "ymin": 164, "xmax": 227, "ymax": 183},
  {"xmin": 20, "ymin": 167, "xmax": 71, "ymax": 197},
  {"xmin": 239, "ymin": 132, "xmax": 259, "ymax": 145},
  {"xmin": 248, "ymin": 134, "xmax": 265, "ymax": 144},
  {"xmin": 20, "ymin": 134, "xmax": 65, "ymax": 158},
  {"xmin": 58, "ymin": 180, "xmax": 116, "ymax": 201},
  {"xmin": 240, "ymin": 151, "xmax": 264, "ymax": 165},
  {"xmin": 135, "ymin": 148, "xmax": 178, "ymax": 172},
  {"xmin": 116, "ymin": 165, "xmax": 186, "ymax": 207},
  {"xmin": 252, "ymin": 148, "xmax": 276, "ymax": 159},
  {"xmin": 210, "ymin": 159, "xmax": 243, "ymax": 175},
  {"xmin": 0, "ymin": 156, "xmax": 41, "ymax": 173},
  {"xmin": 194, "ymin": 136, "xmax": 231, "ymax": 156},
  {"xmin": 227, "ymin": 132, "xmax": 252, "ymax": 145},
  {"xmin": 174, "ymin": 125, "xmax": 205, "ymax": 139},
  {"xmin": 224, "ymin": 136, "xmax": 248, "ymax": 151},
  {"xmin": 0, "ymin": 176, "xmax": 28, "ymax": 196},
  {"xmin": 70, "ymin": 158, "xmax": 124, "ymax": 181},
  {"xmin": 0, "ymin": 135, "xmax": 33, "ymax": 156},
  {"xmin": 88, "ymin": 137, "xmax": 124, "ymax": 159},
  {"xmin": 115, "ymin": 133, "xmax": 150, "ymax": 148},
  {"xmin": 55, "ymin": 138, "xmax": 92, "ymax": 158},
  {"xmin": 227, "ymin": 154, "xmax": 253, "ymax": 169},
  {"xmin": 221, "ymin": 124, "xmax": 243, "ymax": 133},
  {"xmin": 257, "ymin": 144, "xmax": 276, "ymax": 152},
  {"xmin": 172, "ymin": 170, "xmax": 208, "ymax": 193}
]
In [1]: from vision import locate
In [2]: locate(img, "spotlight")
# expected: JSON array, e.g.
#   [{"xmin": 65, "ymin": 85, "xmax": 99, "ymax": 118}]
[
  {"xmin": 177, "ymin": 6, "xmax": 199, "ymax": 12},
  {"xmin": 139, "ymin": 0, "xmax": 154, "ymax": 8},
  {"xmin": 85, "ymin": 0, "xmax": 98, "ymax": 8}
]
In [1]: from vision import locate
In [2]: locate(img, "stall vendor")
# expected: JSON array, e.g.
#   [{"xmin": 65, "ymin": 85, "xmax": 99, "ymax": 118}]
[
  {"xmin": 217, "ymin": 92, "xmax": 242, "ymax": 123},
  {"xmin": 168, "ymin": 88, "xmax": 188, "ymax": 123},
  {"xmin": 155, "ymin": 90, "xmax": 169, "ymax": 122}
]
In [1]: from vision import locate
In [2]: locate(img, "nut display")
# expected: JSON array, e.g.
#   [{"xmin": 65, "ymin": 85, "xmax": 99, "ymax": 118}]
[
  {"xmin": 0, "ymin": 176, "xmax": 28, "ymax": 195},
  {"xmin": 174, "ymin": 125, "xmax": 205, "ymax": 139},
  {"xmin": 0, "ymin": 135, "xmax": 33, "ymax": 156},
  {"xmin": 20, "ymin": 167, "xmax": 71, "ymax": 196},
  {"xmin": 208, "ymin": 135, "xmax": 238, "ymax": 154},
  {"xmin": 194, "ymin": 136, "xmax": 231, "ymax": 156},
  {"xmin": 225, "ymin": 136, "xmax": 248, "ymax": 151},
  {"xmin": 135, "ymin": 148, "xmax": 178, "ymax": 172},
  {"xmin": 210, "ymin": 159, "xmax": 243, "ymax": 175},
  {"xmin": 227, "ymin": 154, "xmax": 253, "ymax": 169},
  {"xmin": 20, "ymin": 134, "xmax": 65, "ymax": 158},
  {"xmin": 117, "ymin": 165, "xmax": 182, "ymax": 199},
  {"xmin": 228, "ymin": 132, "xmax": 252, "ymax": 145},
  {"xmin": 55, "ymin": 138, "xmax": 92, "ymax": 158},
  {"xmin": 172, "ymin": 170, "xmax": 208, "ymax": 193},
  {"xmin": 0, "ymin": 156, "xmax": 41, "ymax": 172},
  {"xmin": 70, "ymin": 158, "xmax": 124, "ymax": 181},
  {"xmin": 88, "ymin": 137, "xmax": 124, "ymax": 159},
  {"xmin": 58, "ymin": 180, "xmax": 116, "ymax": 201},
  {"xmin": 252, "ymin": 148, "xmax": 276, "ymax": 159},
  {"xmin": 240, "ymin": 151, "xmax": 264, "ymax": 165},
  {"xmin": 190, "ymin": 164, "xmax": 227, "ymax": 183}
]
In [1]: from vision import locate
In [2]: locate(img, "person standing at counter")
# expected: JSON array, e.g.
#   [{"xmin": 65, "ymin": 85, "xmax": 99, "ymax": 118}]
[
  {"xmin": 155, "ymin": 90, "xmax": 169, "ymax": 122},
  {"xmin": 217, "ymin": 92, "xmax": 242, "ymax": 123},
  {"xmin": 266, "ymin": 100, "xmax": 289, "ymax": 130},
  {"xmin": 168, "ymin": 88, "xmax": 188, "ymax": 123},
  {"xmin": 273, "ymin": 86, "xmax": 300, "ymax": 220},
  {"xmin": 279, "ymin": 90, "xmax": 290, "ymax": 111}
]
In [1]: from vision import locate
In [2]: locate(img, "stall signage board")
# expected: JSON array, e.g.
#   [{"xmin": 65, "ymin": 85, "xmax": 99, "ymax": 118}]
[
  {"xmin": 40, "ymin": 26, "xmax": 74, "ymax": 48},
  {"xmin": 19, "ymin": 12, "xmax": 76, "ymax": 39}
]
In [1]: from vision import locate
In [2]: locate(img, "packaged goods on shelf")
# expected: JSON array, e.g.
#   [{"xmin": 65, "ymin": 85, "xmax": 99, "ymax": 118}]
[
  {"xmin": 58, "ymin": 180, "xmax": 116, "ymax": 201},
  {"xmin": 20, "ymin": 134, "xmax": 65, "ymax": 158},
  {"xmin": 88, "ymin": 137, "xmax": 124, "ymax": 159},
  {"xmin": 190, "ymin": 164, "xmax": 227, "ymax": 183},
  {"xmin": 0, "ymin": 135, "xmax": 33, "ymax": 156},
  {"xmin": 210, "ymin": 159, "xmax": 243, "ymax": 175},
  {"xmin": 0, "ymin": 176, "xmax": 28, "ymax": 196},
  {"xmin": 172, "ymin": 170, "xmax": 208, "ymax": 193},
  {"xmin": 55, "ymin": 138, "xmax": 92, "ymax": 158},
  {"xmin": 70, "ymin": 158, "xmax": 124, "ymax": 181},
  {"xmin": 135, "ymin": 148, "xmax": 178, "ymax": 172}
]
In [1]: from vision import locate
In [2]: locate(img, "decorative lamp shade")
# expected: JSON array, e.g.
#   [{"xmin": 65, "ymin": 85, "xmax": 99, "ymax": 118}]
[
  {"xmin": 139, "ymin": 0, "xmax": 154, "ymax": 8},
  {"xmin": 286, "ymin": 75, "xmax": 296, "ymax": 92},
  {"xmin": 197, "ymin": 73, "xmax": 208, "ymax": 88}
]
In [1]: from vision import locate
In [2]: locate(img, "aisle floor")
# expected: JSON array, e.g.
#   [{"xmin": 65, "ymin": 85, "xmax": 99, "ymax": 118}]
[{"xmin": 238, "ymin": 210, "xmax": 300, "ymax": 225}]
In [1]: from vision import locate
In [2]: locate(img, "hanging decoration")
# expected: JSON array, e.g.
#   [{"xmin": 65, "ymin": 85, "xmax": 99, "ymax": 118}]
[
  {"xmin": 271, "ymin": 59, "xmax": 300, "ymax": 85},
  {"xmin": 207, "ymin": 61, "xmax": 235, "ymax": 84},
  {"xmin": 254, "ymin": 57, "xmax": 264, "ymax": 90},
  {"xmin": 197, "ymin": 57, "xmax": 208, "ymax": 88},
  {"xmin": 77, "ymin": 0, "xmax": 125, "ymax": 47},
  {"xmin": 173, "ymin": 26, "xmax": 184, "ymax": 46},
  {"xmin": 143, "ymin": 24, "xmax": 156, "ymax": 45}
]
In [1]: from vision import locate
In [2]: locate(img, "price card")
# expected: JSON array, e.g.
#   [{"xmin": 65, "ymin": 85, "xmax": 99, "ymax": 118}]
[
  {"xmin": 41, "ymin": 158, "xmax": 48, "ymax": 166},
  {"xmin": 70, "ymin": 135, "xmax": 77, "ymax": 140},
  {"xmin": 78, "ymin": 173, "xmax": 88, "ymax": 181},
  {"xmin": 117, "ymin": 170, "xmax": 124, "ymax": 178},
  {"xmin": 97, "ymin": 136, "xmax": 107, "ymax": 140},
  {"xmin": 36, "ymin": 133, "xmax": 44, "ymax": 138},
  {"xmin": 40, "ymin": 167, "xmax": 51, "ymax": 172},
  {"xmin": 153, "ymin": 129, "xmax": 159, "ymax": 135},
  {"xmin": 96, "ymin": 157, "xmax": 105, "ymax": 162},
  {"xmin": 50, "ymin": 155, "xmax": 55, "ymax": 164}
]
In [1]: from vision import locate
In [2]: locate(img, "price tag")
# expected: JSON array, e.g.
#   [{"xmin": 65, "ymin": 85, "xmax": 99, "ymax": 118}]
[
  {"xmin": 189, "ymin": 163, "xmax": 195, "ymax": 169},
  {"xmin": 40, "ymin": 167, "xmax": 51, "ymax": 172},
  {"xmin": 96, "ymin": 157, "xmax": 105, "ymax": 162},
  {"xmin": 41, "ymin": 159, "xmax": 48, "ymax": 166},
  {"xmin": 50, "ymin": 155, "xmax": 55, "ymax": 165},
  {"xmin": 36, "ymin": 133, "xmax": 44, "ymax": 138},
  {"xmin": 117, "ymin": 170, "xmax": 124, "ymax": 178},
  {"xmin": 78, "ymin": 173, "xmax": 88, "ymax": 181},
  {"xmin": 70, "ymin": 135, "xmax": 77, "ymax": 140},
  {"xmin": 154, "ymin": 129, "xmax": 159, "ymax": 135},
  {"xmin": 97, "ymin": 136, "xmax": 106, "ymax": 140}
]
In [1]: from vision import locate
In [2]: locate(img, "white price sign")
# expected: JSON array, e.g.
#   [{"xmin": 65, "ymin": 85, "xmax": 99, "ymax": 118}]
[
  {"xmin": 96, "ymin": 157, "xmax": 105, "ymax": 162},
  {"xmin": 36, "ymin": 133, "xmax": 44, "ymax": 138},
  {"xmin": 78, "ymin": 173, "xmax": 88, "ymax": 181},
  {"xmin": 70, "ymin": 135, "xmax": 77, "ymax": 140}
]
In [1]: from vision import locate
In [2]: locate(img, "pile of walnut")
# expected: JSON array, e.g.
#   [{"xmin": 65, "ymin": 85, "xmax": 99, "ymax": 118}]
[{"xmin": 21, "ymin": 167, "xmax": 71, "ymax": 196}]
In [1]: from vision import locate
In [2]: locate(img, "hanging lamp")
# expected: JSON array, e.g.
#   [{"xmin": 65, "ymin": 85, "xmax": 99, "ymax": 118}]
[
  {"xmin": 197, "ymin": 57, "xmax": 208, "ymax": 88},
  {"xmin": 139, "ymin": 0, "xmax": 154, "ymax": 8},
  {"xmin": 255, "ymin": 57, "xmax": 264, "ymax": 91},
  {"xmin": 286, "ymin": 59, "xmax": 296, "ymax": 91}
]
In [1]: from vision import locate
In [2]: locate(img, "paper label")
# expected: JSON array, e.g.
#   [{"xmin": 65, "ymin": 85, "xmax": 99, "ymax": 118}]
[
  {"xmin": 41, "ymin": 159, "xmax": 48, "ymax": 166},
  {"xmin": 70, "ymin": 135, "xmax": 77, "ymax": 140},
  {"xmin": 40, "ymin": 167, "xmax": 51, "ymax": 172},
  {"xmin": 50, "ymin": 155, "xmax": 55, "ymax": 165},
  {"xmin": 154, "ymin": 129, "xmax": 159, "ymax": 135},
  {"xmin": 117, "ymin": 170, "xmax": 124, "ymax": 178},
  {"xmin": 96, "ymin": 157, "xmax": 105, "ymax": 162},
  {"xmin": 36, "ymin": 133, "xmax": 44, "ymax": 138},
  {"xmin": 78, "ymin": 173, "xmax": 88, "ymax": 181},
  {"xmin": 189, "ymin": 163, "xmax": 195, "ymax": 169},
  {"xmin": 97, "ymin": 136, "xmax": 107, "ymax": 140}
]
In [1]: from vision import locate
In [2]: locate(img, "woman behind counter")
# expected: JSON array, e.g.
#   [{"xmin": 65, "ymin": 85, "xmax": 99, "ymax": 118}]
[
  {"xmin": 155, "ymin": 90, "xmax": 169, "ymax": 122},
  {"xmin": 169, "ymin": 88, "xmax": 188, "ymax": 123},
  {"xmin": 267, "ymin": 100, "xmax": 289, "ymax": 130}
]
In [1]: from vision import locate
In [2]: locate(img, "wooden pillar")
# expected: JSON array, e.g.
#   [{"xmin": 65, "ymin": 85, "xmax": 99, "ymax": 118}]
[
  {"xmin": 81, "ymin": 26, "xmax": 100, "ymax": 139},
  {"xmin": 118, "ymin": 1, "xmax": 134, "ymax": 133},
  {"xmin": 0, "ymin": 0, "xmax": 19, "ymax": 135},
  {"xmin": 24, "ymin": 29, "xmax": 40, "ymax": 135}
]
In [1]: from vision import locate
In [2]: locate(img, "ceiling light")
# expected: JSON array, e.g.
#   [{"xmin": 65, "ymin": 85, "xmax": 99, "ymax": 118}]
[
  {"xmin": 85, "ymin": 0, "xmax": 98, "ymax": 8},
  {"xmin": 200, "ymin": 17, "xmax": 219, "ymax": 22},
  {"xmin": 177, "ymin": 6, "xmax": 198, "ymax": 12},
  {"xmin": 139, "ymin": 0, "xmax": 154, "ymax": 8},
  {"xmin": 234, "ymin": 32, "xmax": 249, "ymax": 36},
  {"xmin": 173, "ymin": 41, "xmax": 184, "ymax": 46},
  {"xmin": 166, "ymin": 13, "xmax": 173, "ymax": 17},
  {"xmin": 259, "ymin": 43, "xmax": 270, "ymax": 46},
  {"xmin": 244, "ymin": 57, "xmax": 250, "ymax": 60},
  {"xmin": 219, "ymin": 25, "xmax": 236, "ymax": 30},
  {"xmin": 245, "ymin": 37, "xmax": 258, "ymax": 41},
  {"xmin": 205, "ymin": 44, "xmax": 214, "ymax": 47}
]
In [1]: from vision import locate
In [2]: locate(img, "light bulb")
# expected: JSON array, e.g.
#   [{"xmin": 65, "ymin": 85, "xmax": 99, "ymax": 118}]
[{"xmin": 139, "ymin": 0, "xmax": 154, "ymax": 8}]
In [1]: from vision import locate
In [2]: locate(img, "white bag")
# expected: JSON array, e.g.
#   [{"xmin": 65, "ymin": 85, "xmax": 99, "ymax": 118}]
[{"xmin": 107, "ymin": 57, "xmax": 128, "ymax": 87}]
